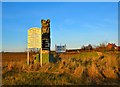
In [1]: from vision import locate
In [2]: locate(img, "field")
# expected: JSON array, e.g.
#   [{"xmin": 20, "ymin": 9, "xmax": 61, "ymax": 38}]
[{"xmin": 2, "ymin": 51, "xmax": 120, "ymax": 85}]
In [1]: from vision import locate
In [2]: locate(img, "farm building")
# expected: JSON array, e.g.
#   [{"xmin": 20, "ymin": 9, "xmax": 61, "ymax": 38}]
[{"xmin": 106, "ymin": 43, "xmax": 117, "ymax": 50}]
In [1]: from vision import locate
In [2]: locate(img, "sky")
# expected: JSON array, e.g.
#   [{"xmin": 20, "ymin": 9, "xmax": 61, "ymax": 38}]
[
  {"xmin": 1, "ymin": 0, "xmax": 120, "ymax": 2},
  {"xmin": 0, "ymin": 2, "xmax": 2, "ymax": 52},
  {"xmin": 2, "ymin": 2, "xmax": 118, "ymax": 52}
]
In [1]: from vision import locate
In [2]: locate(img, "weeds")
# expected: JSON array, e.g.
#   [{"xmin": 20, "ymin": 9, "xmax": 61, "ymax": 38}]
[{"xmin": 2, "ymin": 51, "xmax": 120, "ymax": 85}]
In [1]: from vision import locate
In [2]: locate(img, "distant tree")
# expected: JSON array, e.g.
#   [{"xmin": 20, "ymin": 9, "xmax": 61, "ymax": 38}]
[
  {"xmin": 88, "ymin": 44, "xmax": 92, "ymax": 50},
  {"xmin": 81, "ymin": 44, "xmax": 93, "ymax": 51},
  {"xmin": 81, "ymin": 45, "xmax": 85, "ymax": 50},
  {"xmin": 96, "ymin": 43, "xmax": 107, "ymax": 51},
  {"xmin": 100, "ymin": 43, "xmax": 106, "ymax": 48}
]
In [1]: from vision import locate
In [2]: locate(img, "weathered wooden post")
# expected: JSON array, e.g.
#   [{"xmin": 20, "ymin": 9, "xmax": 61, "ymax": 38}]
[
  {"xmin": 40, "ymin": 48, "xmax": 42, "ymax": 66},
  {"xmin": 40, "ymin": 27, "xmax": 42, "ymax": 66},
  {"xmin": 41, "ymin": 19, "xmax": 51, "ymax": 64},
  {"xmin": 27, "ymin": 49, "xmax": 29, "ymax": 65}
]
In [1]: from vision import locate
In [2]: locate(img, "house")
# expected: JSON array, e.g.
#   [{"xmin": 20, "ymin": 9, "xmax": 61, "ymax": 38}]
[{"xmin": 106, "ymin": 43, "xmax": 117, "ymax": 50}]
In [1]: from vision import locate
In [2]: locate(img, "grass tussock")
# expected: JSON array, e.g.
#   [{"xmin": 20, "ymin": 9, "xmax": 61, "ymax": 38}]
[{"xmin": 2, "ymin": 51, "xmax": 120, "ymax": 85}]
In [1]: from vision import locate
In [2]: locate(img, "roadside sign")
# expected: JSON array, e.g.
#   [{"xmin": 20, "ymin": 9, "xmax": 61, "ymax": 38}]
[
  {"xmin": 28, "ymin": 27, "xmax": 41, "ymax": 48},
  {"xmin": 55, "ymin": 44, "xmax": 66, "ymax": 53}
]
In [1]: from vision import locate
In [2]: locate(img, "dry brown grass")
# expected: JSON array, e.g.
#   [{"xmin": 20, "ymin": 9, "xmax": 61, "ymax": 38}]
[
  {"xmin": 74, "ymin": 66, "xmax": 84, "ymax": 77},
  {"xmin": 2, "ymin": 51, "xmax": 120, "ymax": 85}
]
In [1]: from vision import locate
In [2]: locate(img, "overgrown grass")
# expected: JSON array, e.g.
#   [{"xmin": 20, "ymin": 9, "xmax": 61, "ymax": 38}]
[{"xmin": 2, "ymin": 51, "xmax": 120, "ymax": 85}]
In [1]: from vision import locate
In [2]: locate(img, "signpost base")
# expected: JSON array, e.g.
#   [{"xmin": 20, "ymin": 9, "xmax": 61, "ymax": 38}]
[
  {"xmin": 27, "ymin": 50, "xmax": 29, "ymax": 65},
  {"xmin": 40, "ymin": 48, "xmax": 42, "ymax": 67},
  {"xmin": 42, "ymin": 50, "xmax": 49, "ymax": 64}
]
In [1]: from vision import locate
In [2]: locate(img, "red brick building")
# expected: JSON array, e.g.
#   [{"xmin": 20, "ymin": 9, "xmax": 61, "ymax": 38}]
[{"xmin": 106, "ymin": 43, "xmax": 117, "ymax": 50}]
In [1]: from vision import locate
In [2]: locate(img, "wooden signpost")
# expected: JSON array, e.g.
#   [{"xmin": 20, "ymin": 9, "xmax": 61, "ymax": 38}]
[
  {"xmin": 27, "ymin": 27, "xmax": 42, "ymax": 66},
  {"xmin": 27, "ymin": 19, "xmax": 51, "ymax": 66}
]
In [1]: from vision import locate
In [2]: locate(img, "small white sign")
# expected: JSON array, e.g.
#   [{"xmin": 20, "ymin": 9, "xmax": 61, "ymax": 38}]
[
  {"xmin": 28, "ymin": 27, "xmax": 41, "ymax": 48},
  {"xmin": 55, "ymin": 44, "xmax": 66, "ymax": 53}
]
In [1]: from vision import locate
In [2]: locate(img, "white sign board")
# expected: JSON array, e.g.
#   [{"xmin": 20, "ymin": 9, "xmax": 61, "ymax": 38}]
[
  {"xmin": 55, "ymin": 45, "xmax": 66, "ymax": 53},
  {"xmin": 28, "ymin": 27, "xmax": 41, "ymax": 48}
]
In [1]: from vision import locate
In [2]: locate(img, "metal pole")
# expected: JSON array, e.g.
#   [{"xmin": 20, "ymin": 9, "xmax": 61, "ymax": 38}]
[{"xmin": 27, "ymin": 49, "xmax": 29, "ymax": 65}]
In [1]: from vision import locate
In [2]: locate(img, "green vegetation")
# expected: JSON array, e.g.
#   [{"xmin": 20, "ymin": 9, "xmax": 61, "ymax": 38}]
[{"xmin": 2, "ymin": 51, "xmax": 120, "ymax": 85}]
